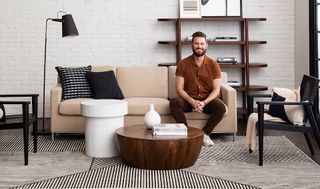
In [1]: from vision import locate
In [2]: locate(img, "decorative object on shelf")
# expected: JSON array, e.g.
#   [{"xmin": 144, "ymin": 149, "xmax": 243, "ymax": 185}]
[
  {"xmin": 144, "ymin": 104, "xmax": 161, "ymax": 129},
  {"xmin": 42, "ymin": 11, "xmax": 79, "ymax": 131},
  {"xmin": 217, "ymin": 57, "xmax": 238, "ymax": 64},
  {"xmin": 179, "ymin": 0, "xmax": 201, "ymax": 18},
  {"xmin": 201, "ymin": 0, "xmax": 242, "ymax": 18},
  {"xmin": 0, "ymin": 104, "xmax": 5, "ymax": 121},
  {"xmin": 227, "ymin": 81, "xmax": 240, "ymax": 87}
]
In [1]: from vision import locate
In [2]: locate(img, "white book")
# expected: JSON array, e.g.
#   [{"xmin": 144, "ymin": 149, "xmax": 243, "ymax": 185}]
[
  {"xmin": 152, "ymin": 123, "xmax": 187, "ymax": 132},
  {"xmin": 153, "ymin": 131, "xmax": 187, "ymax": 136}
]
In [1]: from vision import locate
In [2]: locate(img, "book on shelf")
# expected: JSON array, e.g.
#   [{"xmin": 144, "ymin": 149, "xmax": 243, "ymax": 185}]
[
  {"xmin": 214, "ymin": 37, "xmax": 238, "ymax": 41},
  {"xmin": 227, "ymin": 81, "xmax": 240, "ymax": 87},
  {"xmin": 152, "ymin": 123, "xmax": 187, "ymax": 136},
  {"xmin": 217, "ymin": 57, "xmax": 238, "ymax": 64}
]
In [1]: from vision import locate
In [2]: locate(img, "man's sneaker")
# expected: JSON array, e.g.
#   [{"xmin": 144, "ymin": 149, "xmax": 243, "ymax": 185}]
[{"xmin": 203, "ymin": 134, "xmax": 214, "ymax": 147}]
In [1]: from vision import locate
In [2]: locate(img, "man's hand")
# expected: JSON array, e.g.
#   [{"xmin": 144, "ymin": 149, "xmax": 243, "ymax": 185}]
[{"xmin": 190, "ymin": 99, "xmax": 206, "ymax": 112}]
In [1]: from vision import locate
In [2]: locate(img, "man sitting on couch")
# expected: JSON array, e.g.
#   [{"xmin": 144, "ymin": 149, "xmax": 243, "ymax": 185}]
[{"xmin": 169, "ymin": 31, "xmax": 226, "ymax": 146}]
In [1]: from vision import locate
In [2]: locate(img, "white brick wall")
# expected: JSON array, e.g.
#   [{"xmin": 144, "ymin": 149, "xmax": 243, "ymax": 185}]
[{"xmin": 0, "ymin": 0, "xmax": 295, "ymax": 117}]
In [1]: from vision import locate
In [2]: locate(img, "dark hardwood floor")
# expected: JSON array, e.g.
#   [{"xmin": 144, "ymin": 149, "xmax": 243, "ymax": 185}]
[{"xmin": 2, "ymin": 118, "xmax": 320, "ymax": 165}]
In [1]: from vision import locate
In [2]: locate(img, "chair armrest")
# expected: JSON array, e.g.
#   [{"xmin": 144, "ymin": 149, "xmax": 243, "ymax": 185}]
[
  {"xmin": 256, "ymin": 101, "xmax": 311, "ymax": 106},
  {"xmin": 247, "ymin": 93, "xmax": 272, "ymax": 116},
  {"xmin": 220, "ymin": 84, "xmax": 237, "ymax": 116}
]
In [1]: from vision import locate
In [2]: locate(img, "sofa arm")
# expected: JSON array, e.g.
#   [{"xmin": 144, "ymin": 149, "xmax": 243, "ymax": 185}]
[
  {"xmin": 220, "ymin": 84, "xmax": 237, "ymax": 116},
  {"xmin": 51, "ymin": 85, "xmax": 62, "ymax": 116}
]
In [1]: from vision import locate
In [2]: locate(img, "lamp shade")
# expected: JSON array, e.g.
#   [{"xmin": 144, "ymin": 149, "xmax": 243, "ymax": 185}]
[{"xmin": 62, "ymin": 14, "xmax": 79, "ymax": 37}]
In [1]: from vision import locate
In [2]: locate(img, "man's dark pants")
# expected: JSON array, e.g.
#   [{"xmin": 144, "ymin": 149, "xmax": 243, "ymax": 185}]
[{"xmin": 169, "ymin": 96, "xmax": 226, "ymax": 135}]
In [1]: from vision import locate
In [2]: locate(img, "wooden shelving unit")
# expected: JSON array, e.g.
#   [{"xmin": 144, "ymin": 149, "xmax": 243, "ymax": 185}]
[{"xmin": 157, "ymin": 17, "xmax": 267, "ymax": 117}]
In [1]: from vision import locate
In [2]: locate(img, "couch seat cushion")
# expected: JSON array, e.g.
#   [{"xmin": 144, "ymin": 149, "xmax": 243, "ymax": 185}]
[
  {"xmin": 125, "ymin": 98, "xmax": 170, "ymax": 115},
  {"xmin": 59, "ymin": 98, "xmax": 93, "ymax": 115}
]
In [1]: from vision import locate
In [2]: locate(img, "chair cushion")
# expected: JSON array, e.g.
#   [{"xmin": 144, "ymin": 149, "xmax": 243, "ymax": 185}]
[
  {"xmin": 59, "ymin": 98, "xmax": 93, "ymax": 115},
  {"xmin": 86, "ymin": 71, "xmax": 124, "ymax": 99},
  {"xmin": 268, "ymin": 87, "xmax": 304, "ymax": 125},
  {"xmin": 56, "ymin": 66, "xmax": 93, "ymax": 100},
  {"xmin": 124, "ymin": 98, "xmax": 170, "ymax": 115}
]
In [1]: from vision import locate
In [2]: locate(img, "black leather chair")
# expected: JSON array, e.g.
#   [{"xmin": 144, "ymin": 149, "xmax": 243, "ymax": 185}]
[
  {"xmin": 0, "ymin": 94, "xmax": 38, "ymax": 165},
  {"xmin": 247, "ymin": 75, "xmax": 320, "ymax": 166}
]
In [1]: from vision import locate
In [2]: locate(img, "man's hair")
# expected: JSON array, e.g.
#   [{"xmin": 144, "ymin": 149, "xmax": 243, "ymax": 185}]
[{"xmin": 192, "ymin": 31, "xmax": 208, "ymax": 43}]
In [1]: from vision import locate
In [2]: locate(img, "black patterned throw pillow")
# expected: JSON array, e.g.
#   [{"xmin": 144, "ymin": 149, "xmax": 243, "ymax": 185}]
[{"xmin": 55, "ymin": 66, "xmax": 93, "ymax": 100}]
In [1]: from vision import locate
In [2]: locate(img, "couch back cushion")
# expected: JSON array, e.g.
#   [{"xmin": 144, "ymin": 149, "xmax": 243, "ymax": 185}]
[
  {"xmin": 91, "ymin": 66, "xmax": 115, "ymax": 73},
  {"xmin": 168, "ymin": 66, "xmax": 227, "ymax": 99},
  {"xmin": 116, "ymin": 66, "xmax": 168, "ymax": 98}
]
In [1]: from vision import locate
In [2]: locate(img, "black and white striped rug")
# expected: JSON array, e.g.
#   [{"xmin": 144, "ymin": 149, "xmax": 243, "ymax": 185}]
[
  {"xmin": 4, "ymin": 135, "xmax": 318, "ymax": 189},
  {"xmin": 14, "ymin": 164, "xmax": 259, "ymax": 189},
  {"xmin": 0, "ymin": 135, "xmax": 85, "ymax": 152}
]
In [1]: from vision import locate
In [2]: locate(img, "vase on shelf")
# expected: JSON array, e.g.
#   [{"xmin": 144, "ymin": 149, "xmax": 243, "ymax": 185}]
[{"xmin": 144, "ymin": 104, "xmax": 161, "ymax": 129}]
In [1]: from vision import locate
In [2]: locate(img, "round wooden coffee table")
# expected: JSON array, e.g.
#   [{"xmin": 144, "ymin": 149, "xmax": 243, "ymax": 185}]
[{"xmin": 115, "ymin": 125, "xmax": 203, "ymax": 170}]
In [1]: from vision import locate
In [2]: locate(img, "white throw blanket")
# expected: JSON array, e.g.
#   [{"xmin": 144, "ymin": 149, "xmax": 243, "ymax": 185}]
[{"xmin": 246, "ymin": 113, "xmax": 285, "ymax": 150}]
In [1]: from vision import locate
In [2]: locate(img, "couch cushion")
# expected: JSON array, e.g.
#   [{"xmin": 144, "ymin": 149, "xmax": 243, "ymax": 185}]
[
  {"xmin": 116, "ymin": 67, "xmax": 168, "ymax": 98},
  {"xmin": 86, "ymin": 71, "xmax": 124, "ymax": 99},
  {"xmin": 168, "ymin": 66, "xmax": 227, "ymax": 99},
  {"xmin": 59, "ymin": 98, "xmax": 93, "ymax": 115},
  {"xmin": 124, "ymin": 98, "xmax": 171, "ymax": 115},
  {"xmin": 55, "ymin": 66, "xmax": 93, "ymax": 100},
  {"xmin": 91, "ymin": 66, "xmax": 115, "ymax": 73}
]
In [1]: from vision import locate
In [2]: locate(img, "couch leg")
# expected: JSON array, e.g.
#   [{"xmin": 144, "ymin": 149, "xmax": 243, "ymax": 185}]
[
  {"xmin": 233, "ymin": 133, "xmax": 236, "ymax": 142},
  {"xmin": 51, "ymin": 133, "xmax": 55, "ymax": 142}
]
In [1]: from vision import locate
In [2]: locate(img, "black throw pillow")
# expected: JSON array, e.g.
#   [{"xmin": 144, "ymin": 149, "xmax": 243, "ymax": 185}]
[
  {"xmin": 55, "ymin": 66, "xmax": 93, "ymax": 100},
  {"xmin": 86, "ymin": 71, "xmax": 124, "ymax": 99},
  {"xmin": 268, "ymin": 92, "xmax": 290, "ymax": 123}
]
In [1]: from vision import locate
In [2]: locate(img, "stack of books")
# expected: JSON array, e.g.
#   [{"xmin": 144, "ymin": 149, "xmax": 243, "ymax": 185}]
[{"xmin": 152, "ymin": 123, "xmax": 187, "ymax": 136}]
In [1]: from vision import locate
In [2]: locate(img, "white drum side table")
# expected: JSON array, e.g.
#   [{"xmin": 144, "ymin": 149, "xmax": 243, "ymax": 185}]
[{"xmin": 80, "ymin": 99, "xmax": 128, "ymax": 157}]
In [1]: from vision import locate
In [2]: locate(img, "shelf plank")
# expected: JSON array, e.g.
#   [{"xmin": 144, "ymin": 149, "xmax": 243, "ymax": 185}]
[
  {"xmin": 182, "ymin": 41, "xmax": 245, "ymax": 45},
  {"xmin": 249, "ymin": 63, "xmax": 268, "ymax": 68},
  {"xmin": 158, "ymin": 18, "xmax": 267, "ymax": 22},
  {"xmin": 248, "ymin": 41, "xmax": 267, "ymax": 44},
  {"xmin": 249, "ymin": 85, "xmax": 268, "ymax": 91},
  {"xmin": 158, "ymin": 41, "xmax": 178, "ymax": 45},
  {"xmin": 232, "ymin": 86, "xmax": 246, "ymax": 91},
  {"xmin": 158, "ymin": 18, "xmax": 178, "ymax": 21},
  {"xmin": 158, "ymin": 63, "xmax": 176, "ymax": 67},
  {"xmin": 159, "ymin": 40, "xmax": 265, "ymax": 45},
  {"xmin": 246, "ymin": 18, "xmax": 267, "ymax": 21}
]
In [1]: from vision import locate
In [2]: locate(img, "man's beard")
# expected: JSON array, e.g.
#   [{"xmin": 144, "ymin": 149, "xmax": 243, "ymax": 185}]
[{"xmin": 192, "ymin": 48, "xmax": 207, "ymax": 57}]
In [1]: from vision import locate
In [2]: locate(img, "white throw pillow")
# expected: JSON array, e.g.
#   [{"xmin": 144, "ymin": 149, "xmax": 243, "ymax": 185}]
[{"xmin": 271, "ymin": 87, "xmax": 304, "ymax": 125}]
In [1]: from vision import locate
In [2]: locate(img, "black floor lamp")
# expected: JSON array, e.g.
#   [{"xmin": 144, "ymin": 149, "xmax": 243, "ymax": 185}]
[{"xmin": 42, "ymin": 11, "xmax": 79, "ymax": 132}]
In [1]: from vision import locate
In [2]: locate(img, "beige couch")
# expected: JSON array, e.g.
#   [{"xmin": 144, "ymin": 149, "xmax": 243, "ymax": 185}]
[{"xmin": 51, "ymin": 66, "xmax": 237, "ymax": 140}]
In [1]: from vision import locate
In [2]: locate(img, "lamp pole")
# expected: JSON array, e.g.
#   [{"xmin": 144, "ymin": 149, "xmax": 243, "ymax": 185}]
[
  {"xmin": 43, "ymin": 18, "xmax": 61, "ymax": 132},
  {"xmin": 42, "ymin": 13, "xmax": 78, "ymax": 133}
]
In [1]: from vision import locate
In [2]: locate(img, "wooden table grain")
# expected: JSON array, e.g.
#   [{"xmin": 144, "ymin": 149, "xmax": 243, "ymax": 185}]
[{"xmin": 115, "ymin": 125, "xmax": 204, "ymax": 170}]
